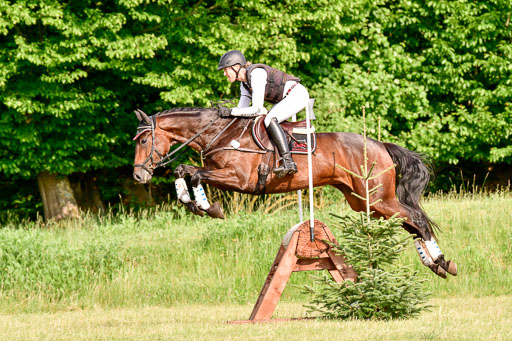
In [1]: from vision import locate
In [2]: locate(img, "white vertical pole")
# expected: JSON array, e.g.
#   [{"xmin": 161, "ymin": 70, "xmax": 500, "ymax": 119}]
[
  {"xmin": 292, "ymin": 113, "xmax": 303, "ymax": 223},
  {"xmin": 305, "ymin": 98, "xmax": 315, "ymax": 241}
]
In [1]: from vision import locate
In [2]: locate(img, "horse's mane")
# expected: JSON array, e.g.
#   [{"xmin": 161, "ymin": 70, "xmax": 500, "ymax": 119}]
[{"xmin": 156, "ymin": 106, "xmax": 215, "ymax": 118}]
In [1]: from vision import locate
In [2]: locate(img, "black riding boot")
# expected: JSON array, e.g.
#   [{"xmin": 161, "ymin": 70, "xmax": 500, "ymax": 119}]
[{"xmin": 266, "ymin": 118, "xmax": 298, "ymax": 178}]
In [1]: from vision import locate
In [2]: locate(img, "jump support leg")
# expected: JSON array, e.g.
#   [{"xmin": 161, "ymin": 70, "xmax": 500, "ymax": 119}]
[{"xmin": 229, "ymin": 220, "xmax": 356, "ymax": 323}]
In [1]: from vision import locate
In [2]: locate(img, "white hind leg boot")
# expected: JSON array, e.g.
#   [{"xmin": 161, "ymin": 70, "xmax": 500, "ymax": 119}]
[
  {"xmin": 415, "ymin": 240, "xmax": 434, "ymax": 266},
  {"xmin": 424, "ymin": 239, "xmax": 443, "ymax": 261},
  {"xmin": 415, "ymin": 239, "xmax": 447, "ymax": 278}
]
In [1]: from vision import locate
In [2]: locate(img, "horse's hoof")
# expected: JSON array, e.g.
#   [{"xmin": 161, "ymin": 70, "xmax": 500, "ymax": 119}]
[
  {"xmin": 447, "ymin": 260, "xmax": 457, "ymax": 276},
  {"xmin": 206, "ymin": 202, "xmax": 224, "ymax": 219},
  {"xmin": 183, "ymin": 201, "xmax": 205, "ymax": 217},
  {"xmin": 429, "ymin": 264, "xmax": 447, "ymax": 279},
  {"xmin": 434, "ymin": 254, "xmax": 457, "ymax": 277}
]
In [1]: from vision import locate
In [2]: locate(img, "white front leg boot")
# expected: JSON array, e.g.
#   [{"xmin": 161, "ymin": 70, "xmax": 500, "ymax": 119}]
[
  {"xmin": 175, "ymin": 178, "xmax": 191, "ymax": 204},
  {"xmin": 193, "ymin": 184, "xmax": 211, "ymax": 211}
]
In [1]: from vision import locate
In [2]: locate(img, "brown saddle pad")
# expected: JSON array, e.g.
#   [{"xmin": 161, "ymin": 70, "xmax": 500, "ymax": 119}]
[{"xmin": 251, "ymin": 116, "xmax": 317, "ymax": 154}]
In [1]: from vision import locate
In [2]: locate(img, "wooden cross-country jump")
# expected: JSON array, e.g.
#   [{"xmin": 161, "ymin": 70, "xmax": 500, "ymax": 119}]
[{"xmin": 228, "ymin": 219, "xmax": 357, "ymax": 324}]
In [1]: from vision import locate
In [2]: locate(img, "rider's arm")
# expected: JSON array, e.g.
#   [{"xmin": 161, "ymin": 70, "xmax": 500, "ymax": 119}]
[{"xmin": 231, "ymin": 68, "xmax": 268, "ymax": 117}]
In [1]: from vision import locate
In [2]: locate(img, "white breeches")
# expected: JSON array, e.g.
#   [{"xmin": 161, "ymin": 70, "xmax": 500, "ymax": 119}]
[{"xmin": 264, "ymin": 82, "xmax": 309, "ymax": 127}]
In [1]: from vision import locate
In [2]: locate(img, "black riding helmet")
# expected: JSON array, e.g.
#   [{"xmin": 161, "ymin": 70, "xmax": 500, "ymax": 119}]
[{"xmin": 217, "ymin": 50, "xmax": 247, "ymax": 70}]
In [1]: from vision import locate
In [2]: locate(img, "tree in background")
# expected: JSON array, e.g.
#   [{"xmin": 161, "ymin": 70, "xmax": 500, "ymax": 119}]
[
  {"xmin": 1, "ymin": 0, "xmax": 511, "ymax": 220},
  {"xmin": 0, "ymin": 0, "xmax": 167, "ymax": 219},
  {"xmin": 0, "ymin": 0, "xmax": 354, "ymax": 220},
  {"xmin": 309, "ymin": 0, "xmax": 512, "ymax": 185}
]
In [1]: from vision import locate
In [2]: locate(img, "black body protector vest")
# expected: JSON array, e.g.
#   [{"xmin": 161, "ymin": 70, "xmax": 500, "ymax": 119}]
[{"xmin": 242, "ymin": 64, "xmax": 300, "ymax": 104}]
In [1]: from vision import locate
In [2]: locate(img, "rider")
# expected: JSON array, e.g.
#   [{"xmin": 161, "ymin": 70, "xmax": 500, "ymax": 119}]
[{"xmin": 217, "ymin": 50, "xmax": 309, "ymax": 177}]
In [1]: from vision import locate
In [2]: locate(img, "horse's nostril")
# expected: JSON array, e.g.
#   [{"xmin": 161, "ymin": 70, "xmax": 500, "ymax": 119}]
[{"xmin": 133, "ymin": 173, "xmax": 141, "ymax": 182}]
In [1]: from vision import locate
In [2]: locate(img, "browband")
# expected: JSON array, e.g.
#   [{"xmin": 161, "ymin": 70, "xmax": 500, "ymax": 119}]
[{"xmin": 132, "ymin": 128, "xmax": 151, "ymax": 141}]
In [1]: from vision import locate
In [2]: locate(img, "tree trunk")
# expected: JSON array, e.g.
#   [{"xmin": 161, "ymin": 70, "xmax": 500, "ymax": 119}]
[{"xmin": 37, "ymin": 171, "xmax": 80, "ymax": 221}]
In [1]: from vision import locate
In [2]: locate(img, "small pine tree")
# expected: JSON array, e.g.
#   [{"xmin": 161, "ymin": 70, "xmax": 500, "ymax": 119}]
[
  {"xmin": 304, "ymin": 107, "xmax": 431, "ymax": 320},
  {"xmin": 305, "ymin": 212, "xmax": 431, "ymax": 320}
]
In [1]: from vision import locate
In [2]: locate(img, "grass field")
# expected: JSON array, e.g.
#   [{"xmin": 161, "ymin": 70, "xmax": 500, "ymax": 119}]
[
  {"xmin": 0, "ymin": 189, "xmax": 511, "ymax": 339},
  {"xmin": 1, "ymin": 297, "xmax": 511, "ymax": 340}
]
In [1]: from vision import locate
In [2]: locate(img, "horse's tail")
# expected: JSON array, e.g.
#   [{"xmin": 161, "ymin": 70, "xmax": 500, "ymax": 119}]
[{"xmin": 383, "ymin": 142, "xmax": 439, "ymax": 238}]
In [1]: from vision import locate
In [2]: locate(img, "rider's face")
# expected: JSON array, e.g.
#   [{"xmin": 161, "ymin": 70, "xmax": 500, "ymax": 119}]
[{"xmin": 223, "ymin": 65, "xmax": 240, "ymax": 83}]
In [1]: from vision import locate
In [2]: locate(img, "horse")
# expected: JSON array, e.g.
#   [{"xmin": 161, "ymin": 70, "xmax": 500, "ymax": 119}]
[{"xmin": 132, "ymin": 105, "xmax": 457, "ymax": 279}]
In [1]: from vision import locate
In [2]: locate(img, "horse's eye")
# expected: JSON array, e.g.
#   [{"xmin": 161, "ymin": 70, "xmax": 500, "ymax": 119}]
[{"xmin": 141, "ymin": 138, "xmax": 147, "ymax": 144}]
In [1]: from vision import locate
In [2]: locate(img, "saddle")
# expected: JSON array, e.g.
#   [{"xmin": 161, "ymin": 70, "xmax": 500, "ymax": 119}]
[{"xmin": 251, "ymin": 116, "xmax": 317, "ymax": 154}]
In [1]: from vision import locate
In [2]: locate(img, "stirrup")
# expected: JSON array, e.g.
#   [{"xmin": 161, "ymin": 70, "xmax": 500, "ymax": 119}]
[{"xmin": 273, "ymin": 158, "xmax": 297, "ymax": 178}]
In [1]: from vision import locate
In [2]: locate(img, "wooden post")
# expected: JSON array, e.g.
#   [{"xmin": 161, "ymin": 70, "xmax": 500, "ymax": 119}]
[{"xmin": 228, "ymin": 220, "xmax": 357, "ymax": 324}]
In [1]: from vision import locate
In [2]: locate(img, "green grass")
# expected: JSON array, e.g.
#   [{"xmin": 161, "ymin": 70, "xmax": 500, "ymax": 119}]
[
  {"xmin": 1, "ymin": 297, "xmax": 511, "ymax": 340},
  {"xmin": 0, "ymin": 190, "xmax": 511, "ymax": 314},
  {"xmin": 410, "ymin": 189, "xmax": 512, "ymax": 296}
]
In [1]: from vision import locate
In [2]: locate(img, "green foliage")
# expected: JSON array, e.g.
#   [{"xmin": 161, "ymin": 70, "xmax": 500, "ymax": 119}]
[
  {"xmin": 310, "ymin": 0, "xmax": 512, "ymax": 166},
  {"xmin": 0, "ymin": 0, "xmax": 167, "ymax": 177},
  {"xmin": 0, "ymin": 178, "xmax": 42, "ymax": 224},
  {"xmin": 331, "ymin": 214, "xmax": 409, "ymax": 273},
  {"xmin": 1, "ymin": 0, "xmax": 511, "ymax": 213},
  {"xmin": 305, "ymin": 212, "xmax": 430, "ymax": 320}
]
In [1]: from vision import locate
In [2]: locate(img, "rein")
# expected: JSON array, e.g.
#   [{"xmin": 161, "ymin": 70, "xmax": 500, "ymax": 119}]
[
  {"xmin": 134, "ymin": 112, "xmax": 268, "ymax": 174},
  {"xmin": 134, "ymin": 114, "xmax": 220, "ymax": 174},
  {"xmin": 201, "ymin": 117, "xmax": 239, "ymax": 158},
  {"xmin": 201, "ymin": 118, "xmax": 267, "ymax": 158},
  {"xmin": 158, "ymin": 116, "xmax": 221, "ymax": 168}
]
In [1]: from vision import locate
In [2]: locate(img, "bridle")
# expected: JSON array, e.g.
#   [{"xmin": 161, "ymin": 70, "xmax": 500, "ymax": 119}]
[
  {"xmin": 133, "ymin": 115, "xmax": 164, "ymax": 175},
  {"xmin": 133, "ymin": 113, "xmax": 222, "ymax": 175}
]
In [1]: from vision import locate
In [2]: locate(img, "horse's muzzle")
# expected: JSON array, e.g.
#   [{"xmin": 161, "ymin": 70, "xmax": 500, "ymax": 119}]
[{"xmin": 133, "ymin": 168, "xmax": 152, "ymax": 184}]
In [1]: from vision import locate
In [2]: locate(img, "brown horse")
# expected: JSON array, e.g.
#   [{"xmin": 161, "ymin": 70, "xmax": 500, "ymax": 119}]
[{"xmin": 132, "ymin": 106, "xmax": 457, "ymax": 279}]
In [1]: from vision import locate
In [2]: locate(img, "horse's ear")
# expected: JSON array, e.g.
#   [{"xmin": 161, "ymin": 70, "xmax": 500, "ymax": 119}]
[
  {"xmin": 135, "ymin": 109, "xmax": 151, "ymax": 125},
  {"xmin": 134, "ymin": 110, "xmax": 142, "ymax": 122}
]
